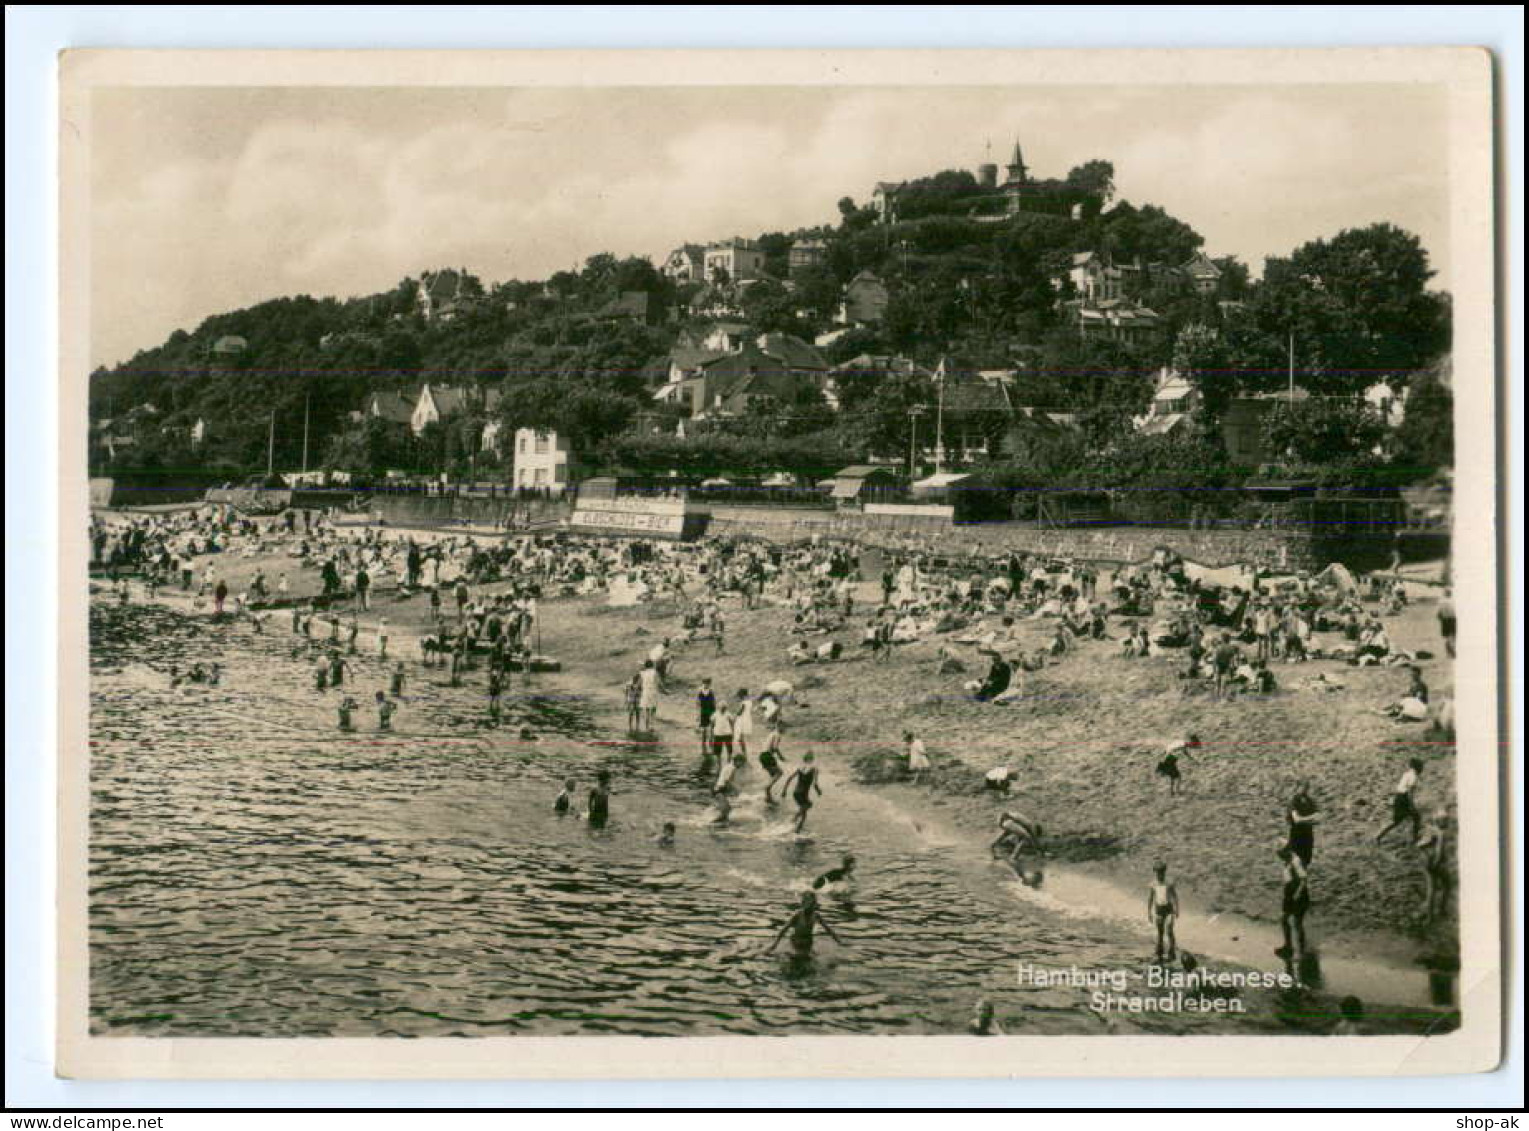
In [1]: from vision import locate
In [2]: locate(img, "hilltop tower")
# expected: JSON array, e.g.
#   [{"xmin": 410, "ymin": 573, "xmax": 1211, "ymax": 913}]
[
  {"xmin": 976, "ymin": 163, "xmax": 998, "ymax": 188},
  {"xmin": 1004, "ymin": 138, "xmax": 1029, "ymax": 185}
]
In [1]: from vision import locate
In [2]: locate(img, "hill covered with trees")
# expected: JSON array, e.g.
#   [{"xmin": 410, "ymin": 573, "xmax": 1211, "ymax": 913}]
[{"xmin": 89, "ymin": 153, "xmax": 1452, "ymax": 489}]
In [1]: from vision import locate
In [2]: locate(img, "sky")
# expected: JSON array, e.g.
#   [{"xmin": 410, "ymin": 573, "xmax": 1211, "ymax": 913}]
[{"xmin": 89, "ymin": 82, "xmax": 1451, "ymax": 369}]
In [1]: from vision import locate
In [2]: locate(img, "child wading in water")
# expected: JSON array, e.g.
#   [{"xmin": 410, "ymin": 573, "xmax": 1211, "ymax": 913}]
[
  {"xmin": 1147, "ymin": 862, "xmax": 1180, "ymax": 962},
  {"xmin": 375, "ymin": 691, "xmax": 396, "ymax": 732},
  {"xmin": 781, "ymin": 752, "xmax": 822, "ymax": 834},
  {"xmin": 712, "ymin": 753, "xmax": 746, "ymax": 825},
  {"xmin": 337, "ymin": 695, "xmax": 358, "ymax": 732},
  {"xmin": 553, "ymin": 778, "xmax": 575, "ymax": 815},
  {"xmin": 768, "ymin": 890, "xmax": 845, "ymax": 962}
]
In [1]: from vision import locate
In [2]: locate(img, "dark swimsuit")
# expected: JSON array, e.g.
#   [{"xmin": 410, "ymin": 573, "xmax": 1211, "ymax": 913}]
[
  {"xmin": 793, "ymin": 768, "xmax": 817, "ymax": 809},
  {"xmin": 588, "ymin": 790, "xmax": 609, "ymax": 828}
]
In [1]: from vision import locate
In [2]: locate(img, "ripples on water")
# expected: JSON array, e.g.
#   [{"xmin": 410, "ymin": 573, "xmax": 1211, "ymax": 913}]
[{"xmin": 89, "ymin": 601, "xmax": 1307, "ymax": 1038}]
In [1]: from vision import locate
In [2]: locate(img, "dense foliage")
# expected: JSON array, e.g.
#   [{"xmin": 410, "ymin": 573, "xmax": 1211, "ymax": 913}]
[{"xmin": 90, "ymin": 146, "xmax": 1451, "ymax": 494}]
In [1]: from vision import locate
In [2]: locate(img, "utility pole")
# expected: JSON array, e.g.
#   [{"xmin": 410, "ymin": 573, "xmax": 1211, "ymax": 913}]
[
  {"xmin": 1287, "ymin": 329, "xmax": 1296, "ymax": 401},
  {"xmin": 933, "ymin": 357, "xmax": 948, "ymax": 473},
  {"xmin": 266, "ymin": 409, "xmax": 275, "ymax": 481},
  {"xmin": 301, "ymin": 390, "xmax": 310, "ymax": 474}
]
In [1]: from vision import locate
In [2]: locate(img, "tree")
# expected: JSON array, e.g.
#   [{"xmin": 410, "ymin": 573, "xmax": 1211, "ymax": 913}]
[
  {"xmin": 1065, "ymin": 159, "xmax": 1115, "ymax": 218},
  {"xmin": 1253, "ymin": 223, "xmax": 1450, "ymax": 397},
  {"xmin": 1171, "ymin": 322, "xmax": 1235, "ymax": 423},
  {"xmin": 1390, "ymin": 361, "xmax": 1453, "ymax": 474},
  {"xmin": 1261, "ymin": 398, "xmax": 1386, "ymax": 465}
]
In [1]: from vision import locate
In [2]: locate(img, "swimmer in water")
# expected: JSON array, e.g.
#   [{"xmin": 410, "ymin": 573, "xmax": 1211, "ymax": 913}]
[
  {"xmin": 768, "ymin": 889, "xmax": 845, "ymax": 960},
  {"xmin": 1147, "ymin": 862, "xmax": 1180, "ymax": 962},
  {"xmin": 655, "ymin": 821, "xmax": 676, "ymax": 848},
  {"xmin": 812, "ymin": 853, "xmax": 856, "ymax": 890},
  {"xmin": 553, "ymin": 778, "xmax": 575, "ymax": 816},
  {"xmin": 969, "ymin": 998, "xmax": 1006, "ymax": 1036}
]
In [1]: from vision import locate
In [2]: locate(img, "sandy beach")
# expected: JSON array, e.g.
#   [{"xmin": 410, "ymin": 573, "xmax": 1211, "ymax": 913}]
[{"xmin": 88, "ymin": 516, "xmax": 1460, "ymax": 1035}]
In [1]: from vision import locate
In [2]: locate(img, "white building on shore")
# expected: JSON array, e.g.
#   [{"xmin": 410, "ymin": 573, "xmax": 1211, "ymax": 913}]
[{"xmin": 511, "ymin": 429, "xmax": 572, "ymax": 494}]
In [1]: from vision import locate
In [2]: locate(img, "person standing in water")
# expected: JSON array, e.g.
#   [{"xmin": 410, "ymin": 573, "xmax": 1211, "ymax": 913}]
[
  {"xmin": 587, "ymin": 769, "xmax": 612, "ymax": 830},
  {"xmin": 553, "ymin": 778, "xmax": 575, "ymax": 815},
  {"xmin": 696, "ymin": 677, "xmax": 717, "ymax": 761},
  {"xmin": 782, "ymin": 751, "xmax": 822, "ymax": 834},
  {"xmin": 733, "ymin": 689, "xmax": 754, "ymax": 758},
  {"xmin": 768, "ymin": 889, "xmax": 845, "ymax": 961},
  {"xmin": 712, "ymin": 753, "xmax": 745, "ymax": 826},
  {"xmin": 1146, "ymin": 862, "xmax": 1180, "ymax": 962},
  {"xmin": 375, "ymin": 690, "xmax": 396, "ymax": 732}
]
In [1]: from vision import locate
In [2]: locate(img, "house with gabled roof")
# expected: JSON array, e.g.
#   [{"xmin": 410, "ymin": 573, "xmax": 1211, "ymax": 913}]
[
  {"xmin": 1179, "ymin": 251, "xmax": 1223, "ymax": 294},
  {"xmin": 662, "ymin": 244, "xmax": 706, "ymax": 283},
  {"xmin": 410, "ymin": 383, "xmax": 470, "ymax": 435},
  {"xmin": 838, "ymin": 270, "xmax": 889, "ymax": 325},
  {"xmin": 416, "ymin": 269, "xmax": 475, "ymax": 322},
  {"xmin": 361, "ymin": 390, "xmax": 417, "ymax": 428}
]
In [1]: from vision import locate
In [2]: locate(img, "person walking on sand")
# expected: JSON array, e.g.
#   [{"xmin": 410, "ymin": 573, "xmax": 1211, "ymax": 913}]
[
  {"xmin": 1375, "ymin": 758, "xmax": 1425, "ymax": 845},
  {"xmin": 1276, "ymin": 845, "xmax": 1311, "ymax": 959},
  {"xmin": 1147, "ymin": 862, "xmax": 1180, "ymax": 962},
  {"xmin": 768, "ymin": 889, "xmax": 845, "ymax": 961},
  {"xmin": 487, "ymin": 667, "xmax": 504, "ymax": 726},
  {"xmin": 782, "ymin": 751, "xmax": 823, "ymax": 834},
  {"xmin": 625, "ymin": 673, "xmax": 643, "ymax": 734},
  {"xmin": 904, "ymin": 730, "xmax": 930, "ymax": 784},
  {"xmin": 1155, "ymin": 734, "xmax": 1200, "ymax": 797},
  {"xmin": 378, "ymin": 617, "xmax": 390, "ymax": 660},
  {"xmin": 389, "ymin": 662, "xmax": 407, "ymax": 699},
  {"xmin": 638, "ymin": 660, "xmax": 660, "ymax": 734},
  {"xmin": 1285, "ymin": 782, "xmax": 1320, "ymax": 867},
  {"xmin": 1416, "ymin": 809, "xmax": 1452, "ymax": 922}
]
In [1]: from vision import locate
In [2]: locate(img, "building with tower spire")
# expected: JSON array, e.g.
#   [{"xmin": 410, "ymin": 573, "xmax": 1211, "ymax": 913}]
[{"xmin": 1003, "ymin": 138, "xmax": 1029, "ymax": 186}]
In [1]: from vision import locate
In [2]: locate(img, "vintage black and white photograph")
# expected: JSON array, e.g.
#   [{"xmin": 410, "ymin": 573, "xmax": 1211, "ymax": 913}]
[{"xmin": 56, "ymin": 47, "xmax": 1501, "ymax": 1078}]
